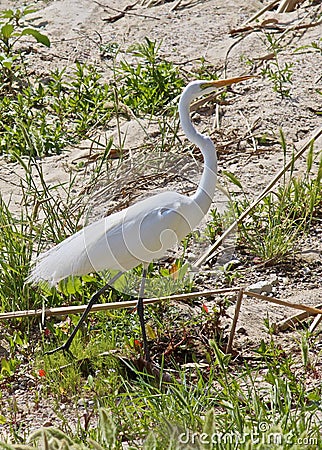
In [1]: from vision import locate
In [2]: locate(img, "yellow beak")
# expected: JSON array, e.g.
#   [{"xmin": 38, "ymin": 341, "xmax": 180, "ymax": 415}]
[{"xmin": 201, "ymin": 75, "xmax": 255, "ymax": 89}]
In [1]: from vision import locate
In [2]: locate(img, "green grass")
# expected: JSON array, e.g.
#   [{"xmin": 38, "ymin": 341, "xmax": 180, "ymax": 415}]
[
  {"xmin": 0, "ymin": 22, "xmax": 186, "ymax": 158},
  {"xmin": 207, "ymin": 141, "xmax": 322, "ymax": 265},
  {"xmin": 0, "ymin": 6, "xmax": 50, "ymax": 91},
  {"xmin": 0, "ymin": 63, "xmax": 114, "ymax": 157},
  {"xmin": 1, "ymin": 333, "xmax": 321, "ymax": 449},
  {"xmin": 116, "ymin": 38, "xmax": 185, "ymax": 115}
]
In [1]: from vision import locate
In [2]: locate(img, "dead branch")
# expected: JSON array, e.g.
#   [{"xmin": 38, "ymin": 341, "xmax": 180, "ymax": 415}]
[
  {"xmin": 226, "ymin": 289, "xmax": 322, "ymax": 353},
  {"xmin": 244, "ymin": 291, "xmax": 322, "ymax": 316},
  {"xmin": 226, "ymin": 291, "xmax": 322, "ymax": 353},
  {"xmin": 277, "ymin": 0, "xmax": 305, "ymax": 13},
  {"xmin": 230, "ymin": 17, "xmax": 322, "ymax": 36},
  {"xmin": 243, "ymin": 0, "xmax": 281, "ymax": 25},
  {"xmin": 226, "ymin": 289, "xmax": 244, "ymax": 353},
  {"xmin": 94, "ymin": 1, "xmax": 159, "ymax": 22},
  {"xmin": 309, "ymin": 314, "xmax": 322, "ymax": 333},
  {"xmin": 275, "ymin": 304, "xmax": 322, "ymax": 332},
  {"xmin": 0, "ymin": 288, "xmax": 239, "ymax": 320}
]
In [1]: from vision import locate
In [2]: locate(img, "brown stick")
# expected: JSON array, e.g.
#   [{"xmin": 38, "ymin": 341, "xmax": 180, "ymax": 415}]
[
  {"xmin": 0, "ymin": 288, "xmax": 239, "ymax": 320},
  {"xmin": 230, "ymin": 19, "xmax": 322, "ymax": 36},
  {"xmin": 244, "ymin": 291, "xmax": 322, "ymax": 316},
  {"xmin": 277, "ymin": 0, "xmax": 303, "ymax": 13},
  {"xmin": 96, "ymin": 1, "xmax": 160, "ymax": 21},
  {"xmin": 194, "ymin": 125, "xmax": 322, "ymax": 267},
  {"xmin": 309, "ymin": 314, "xmax": 322, "ymax": 333},
  {"xmin": 275, "ymin": 303, "xmax": 322, "ymax": 331},
  {"xmin": 244, "ymin": 0, "xmax": 281, "ymax": 24},
  {"xmin": 226, "ymin": 289, "xmax": 244, "ymax": 353}
]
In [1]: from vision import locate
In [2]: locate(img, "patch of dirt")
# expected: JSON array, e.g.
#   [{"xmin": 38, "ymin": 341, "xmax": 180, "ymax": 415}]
[{"xmin": 0, "ymin": 0, "xmax": 322, "ymax": 439}]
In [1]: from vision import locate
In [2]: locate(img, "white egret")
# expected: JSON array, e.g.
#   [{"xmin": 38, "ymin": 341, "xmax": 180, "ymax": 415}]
[{"xmin": 28, "ymin": 75, "xmax": 253, "ymax": 360}]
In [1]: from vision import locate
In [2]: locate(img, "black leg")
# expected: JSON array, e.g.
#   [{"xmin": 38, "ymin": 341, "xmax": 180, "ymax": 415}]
[
  {"xmin": 45, "ymin": 271, "xmax": 123, "ymax": 355},
  {"xmin": 137, "ymin": 266, "xmax": 150, "ymax": 361}
]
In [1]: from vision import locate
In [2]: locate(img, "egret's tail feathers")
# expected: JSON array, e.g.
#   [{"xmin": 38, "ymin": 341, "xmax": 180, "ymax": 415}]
[
  {"xmin": 27, "ymin": 257, "xmax": 61, "ymax": 287},
  {"xmin": 26, "ymin": 224, "xmax": 96, "ymax": 287}
]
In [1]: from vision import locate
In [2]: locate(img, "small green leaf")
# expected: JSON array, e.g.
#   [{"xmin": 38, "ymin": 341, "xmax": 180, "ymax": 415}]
[
  {"xmin": 1, "ymin": 23, "xmax": 14, "ymax": 39},
  {"xmin": 306, "ymin": 140, "xmax": 314, "ymax": 174},
  {"xmin": 1, "ymin": 358, "xmax": 13, "ymax": 375},
  {"xmin": 0, "ymin": 58, "xmax": 13, "ymax": 69},
  {"xmin": 21, "ymin": 28, "xmax": 50, "ymax": 47},
  {"xmin": 21, "ymin": 8, "xmax": 38, "ymax": 17},
  {"xmin": 0, "ymin": 9, "xmax": 14, "ymax": 20},
  {"xmin": 307, "ymin": 391, "xmax": 321, "ymax": 402},
  {"xmin": 209, "ymin": 339, "xmax": 231, "ymax": 369},
  {"xmin": 279, "ymin": 128, "xmax": 287, "ymax": 152},
  {"xmin": 0, "ymin": 415, "xmax": 7, "ymax": 425},
  {"xmin": 146, "ymin": 323, "xmax": 157, "ymax": 340},
  {"xmin": 222, "ymin": 170, "xmax": 244, "ymax": 190},
  {"xmin": 62, "ymin": 276, "xmax": 82, "ymax": 295},
  {"xmin": 317, "ymin": 153, "xmax": 322, "ymax": 184}
]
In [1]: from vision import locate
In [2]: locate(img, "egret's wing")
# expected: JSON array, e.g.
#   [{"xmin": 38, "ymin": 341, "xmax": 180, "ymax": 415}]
[
  {"xmin": 118, "ymin": 198, "xmax": 193, "ymax": 265},
  {"xmin": 27, "ymin": 212, "xmax": 125, "ymax": 286},
  {"xmin": 80, "ymin": 200, "xmax": 192, "ymax": 273},
  {"xmin": 27, "ymin": 191, "xmax": 199, "ymax": 286}
]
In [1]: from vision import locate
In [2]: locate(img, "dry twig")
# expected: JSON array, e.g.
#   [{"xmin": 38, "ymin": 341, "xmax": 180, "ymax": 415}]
[
  {"xmin": 230, "ymin": 17, "xmax": 322, "ymax": 36},
  {"xmin": 243, "ymin": 0, "xmax": 281, "ymax": 25},
  {"xmin": 275, "ymin": 305, "xmax": 322, "ymax": 332},
  {"xmin": 227, "ymin": 292, "xmax": 322, "ymax": 352},
  {"xmin": 244, "ymin": 291, "xmax": 322, "ymax": 316},
  {"xmin": 277, "ymin": 0, "xmax": 304, "ymax": 13},
  {"xmin": 94, "ymin": 1, "xmax": 159, "ymax": 22},
  {"xmin": 309, "ymin": 314, "xmax": 322, "ymax": 333},
  {"xmin": 226, "ymin": 289, "xmax": 244, "ymax": 353},
  {"xmin": 0, "ymin": 288, "xmax": 238, "ymax": 320}
]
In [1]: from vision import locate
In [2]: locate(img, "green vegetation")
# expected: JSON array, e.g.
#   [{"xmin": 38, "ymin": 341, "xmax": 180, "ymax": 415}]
[
  {"xmin": 207, "ymin": 139, "xmax": 322, "ymax": 265},
  {"xmin": 295, "ymin": 37, "xmax": 322, "ymax": 56},
  {"xmin": 243, "ymin": 32, "xmax": 294, "ymax": 98},
  {"xmin": 116, "ymin": 37, "xmax": 185, "ymax": 115},
  {"xmin": 0, "ymin": 63, "xmax": 114, "ymax": 157},
  {"xmin": 1, "ymin": 335, "xmax": 321, "ymax": 448},
  {"xmin": 260, "ymin": 37, "xmax": 294, "ymax": 99},
  {"xmin": 0, "ymin": 6, "xmax": 50, "ymax": 90},
  {"xmin": 0, "ymin": 26, "xmax": 185, "ymax": 158}
]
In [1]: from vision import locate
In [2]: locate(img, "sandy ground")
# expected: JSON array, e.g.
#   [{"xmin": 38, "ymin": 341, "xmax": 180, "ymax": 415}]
[{"xmin": 0, "ymin": 0, "xmax": 322, "ymax": 438}]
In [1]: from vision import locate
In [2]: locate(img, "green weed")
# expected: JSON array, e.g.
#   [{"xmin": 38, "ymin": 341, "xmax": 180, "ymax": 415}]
[
  {"xmin": 0, "ymin": 7, "xmax": 50, "ymax": 92},
  {"xmin": 2, "ymin": 344, "xmax": 321, "ymax": 449},
  {"xmin": 0, "ymin": 63, "xmax": 113, "ymax": 157},
  {"xmin": 207, "ymin": 140, "xmax": 322, "ymax": 264},
  {"xmin": 260, "ymin": 33, "xmax": 294, "ymax": 98},
  {"xmin": 206, "ymin": 208, "xmax": 225, "ymax": 242},
  {"xmin": 0, "ymin": 195, "xmax": 34, "ymax": 312},
  {"xmin": 116, "ymin": 37, "xmax": 184, "ymax": 115},
  {"xmin": 295, "ymin": 37, "xmax": 322, "ymax": 56},
  {"xmin": 0, "ymin": 33, "xmax": 185, "ymax": 157}
]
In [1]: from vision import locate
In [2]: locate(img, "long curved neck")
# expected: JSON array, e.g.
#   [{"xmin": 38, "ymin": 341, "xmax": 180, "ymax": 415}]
[{"xmin": 179, "ymin": 90, "xmax": 217, "ymax": 216}]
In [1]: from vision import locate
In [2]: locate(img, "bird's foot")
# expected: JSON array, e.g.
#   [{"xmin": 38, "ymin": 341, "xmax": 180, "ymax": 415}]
[{"xmin": 44, "ymin": 343, "xmax": 74, "ymax": 357}]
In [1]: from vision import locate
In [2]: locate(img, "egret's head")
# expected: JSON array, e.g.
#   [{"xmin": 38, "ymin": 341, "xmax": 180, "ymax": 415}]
[{"xmin": 190, "ymin": 75, "xmax": 255, "ymax": 97}]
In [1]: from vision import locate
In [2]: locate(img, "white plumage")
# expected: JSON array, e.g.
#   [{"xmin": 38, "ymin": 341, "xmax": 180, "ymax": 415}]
[{"xmin": 28, "ymin": 191, "xmax": 202, "ymax": 286}]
